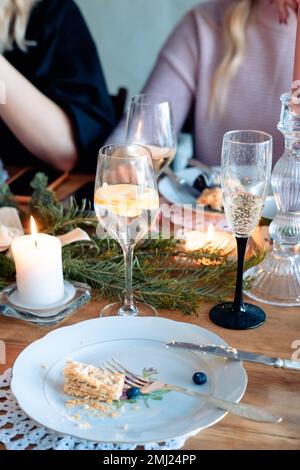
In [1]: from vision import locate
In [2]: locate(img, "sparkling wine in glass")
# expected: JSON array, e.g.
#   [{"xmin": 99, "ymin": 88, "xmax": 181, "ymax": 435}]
[
  {"xmin": 94, "ymin": 144, "xmax": 159, "ymax": 317},
  {"xmin": 209, "ymin": 130, "xmax": 272, "ymax": 330},
  {"xmin": 126, "ymin": 94, "xmax": 177, "ymax": 177}
]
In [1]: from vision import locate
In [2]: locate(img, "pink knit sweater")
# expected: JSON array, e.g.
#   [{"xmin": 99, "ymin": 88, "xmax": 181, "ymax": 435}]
[{"xmin": 110, "ymin": 0, "xmax": 297, "ymax": 165}]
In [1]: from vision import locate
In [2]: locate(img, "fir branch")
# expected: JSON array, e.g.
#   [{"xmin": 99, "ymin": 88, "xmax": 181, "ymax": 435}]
[
  {"xmin": 33, "ymin": 197, "xmax": 97, "ymax": 235},
  {"xmin": 0, "ymin": 171, "xmax": 266, "ymax": 315},
  {"xmin": 62, "ymin": 236, "xmax": 263, "ymax": 315},
  {"xmin": 30, "ymin": 173, "xmax": 97, "ymax": 234},
  {"xmin": 0, "ymin": 254, "xmax": 16, "ymax": 288},
  {"xmin": 0, "ymin": 184, "xmax": 18, "ymax": 209}
]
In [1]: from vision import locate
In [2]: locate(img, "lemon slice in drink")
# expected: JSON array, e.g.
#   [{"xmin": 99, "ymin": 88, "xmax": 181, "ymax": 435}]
[{"xmin": 94, "ymin": 184, "xmax": 159, "ymax": 217}]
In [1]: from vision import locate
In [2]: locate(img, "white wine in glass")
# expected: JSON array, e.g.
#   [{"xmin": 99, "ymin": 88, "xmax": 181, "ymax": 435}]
[
  {"xmin": 210, "ymin": 130, "xmax": 272, "ymax": 330},
  {"xmin": 126, "ymin": 94, "xmax": 177, "ymax": 177},
  {"xmin": 94, "ymin": 144, "xmax": 160, "ymax": 317},
  {"xmin": 95, "ymin": 184, "xmax": 159, "ymax": 247},
  {"xmin": 146, "ymin": 145, "xmax": 176, "ymax": 176}
]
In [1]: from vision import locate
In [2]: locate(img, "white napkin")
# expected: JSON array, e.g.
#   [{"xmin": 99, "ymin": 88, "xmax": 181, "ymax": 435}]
[
  {"xmin": 0, "ymin": 207, "xmax": 24, "ymax": 252},
  {"xmin": 0, "ymin": 207, "xmax": 91, "ymax": 251},
  {"xmin": 58, "ymin": 228, "xmax": 91, "ymax": 247}
]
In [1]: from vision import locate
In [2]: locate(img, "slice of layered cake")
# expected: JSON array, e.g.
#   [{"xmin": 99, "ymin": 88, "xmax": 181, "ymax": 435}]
[{"xmin": 63, "ymin": 360, "xmax": 125, "ymax": 402}]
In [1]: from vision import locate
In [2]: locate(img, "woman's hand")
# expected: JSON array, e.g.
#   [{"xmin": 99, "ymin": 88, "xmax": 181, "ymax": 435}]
[{"xmin": 271, "ymin": 0, "xmax": 298, "ymax": 24}]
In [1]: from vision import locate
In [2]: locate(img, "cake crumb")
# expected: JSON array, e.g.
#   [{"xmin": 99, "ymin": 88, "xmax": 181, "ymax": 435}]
[
  {"xmin": 71, "ymin": 414, "xmax": 81, "ymax": 421},
  {"xmin": 65, "ymin": 397, "xmax": 122, "ymax": 417},
  {"xmin": 132, "ymin": 405, "xmax": 140, "ymax": 411},
  {"xmin": 66, "ymin": 399, "xmax": 82, "ymax": 408},
  {"xmin": 78, "ymin": 422, "xmax": 91, "ymax": 429}
]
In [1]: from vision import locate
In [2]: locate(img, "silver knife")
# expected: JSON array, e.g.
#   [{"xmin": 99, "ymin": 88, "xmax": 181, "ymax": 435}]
[
  {"xmin": 163, "ymin": 166, "xmax": 200, "ymax": 198},
  {"xmin": 166, "ymin": 341, "xmax": 300, "ymax": 371}
]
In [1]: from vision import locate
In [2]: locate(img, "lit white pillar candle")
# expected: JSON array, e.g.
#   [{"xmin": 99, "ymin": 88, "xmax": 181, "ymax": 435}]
[
  {"xmin": 11, "ymin": 217, "xmax": 64, "ymax": 308},
  {"xmin": 184, "ymin": 224, "xmax": 236, "ymax": 253}
]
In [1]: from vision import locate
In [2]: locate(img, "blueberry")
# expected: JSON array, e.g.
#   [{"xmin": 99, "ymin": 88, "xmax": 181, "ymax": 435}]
[
  {"xmin": 126, "ymin": 387, "xmax": 141, "ymax": 399},
  {"xmin": 193, "ymin": 372, "xmax": 207, "ymax": 385}
]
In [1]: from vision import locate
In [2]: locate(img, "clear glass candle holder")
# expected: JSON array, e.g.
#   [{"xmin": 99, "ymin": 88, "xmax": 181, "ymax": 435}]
[{"xmin": 245, "ymin": 93, "xmax": 300, "ymax": 306}]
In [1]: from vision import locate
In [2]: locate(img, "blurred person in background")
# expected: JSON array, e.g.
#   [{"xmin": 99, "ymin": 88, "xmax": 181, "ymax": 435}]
[
  {"xmin": 108, "ymin": 0, "xmax": 298, "ymax": 166},
  {"xmin": 0, "ymin": 0, "xmax": 115, "ymax": 172}
]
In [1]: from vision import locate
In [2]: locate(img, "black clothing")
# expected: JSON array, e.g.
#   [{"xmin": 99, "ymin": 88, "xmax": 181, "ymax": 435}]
[{"xmin": 2, "ymin": 0, "xmax": 115, "ymax": 172}]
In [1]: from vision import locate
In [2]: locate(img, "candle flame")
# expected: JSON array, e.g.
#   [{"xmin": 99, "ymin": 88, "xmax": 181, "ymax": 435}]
[
  {"xmin": 30, "ymin": 216, "xmax": 38, "ymax": 247},
  {"xmin": 184, "ymin": 224, "xmax": 215, "ymax": 252},
  {"xmin": 30, "ymin": 216, "xmax": 38, "ymax": 235}
]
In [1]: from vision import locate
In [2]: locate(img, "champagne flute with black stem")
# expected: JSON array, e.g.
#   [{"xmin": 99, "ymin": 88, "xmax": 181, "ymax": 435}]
[{"xmin": 210, "ymin": 130, "xmax": 272, "ymax": 330}]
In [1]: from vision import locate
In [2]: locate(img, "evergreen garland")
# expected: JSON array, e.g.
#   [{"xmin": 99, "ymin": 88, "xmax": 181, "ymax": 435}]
[{"xmin": 0, "ymin": 173, "xmax": 264, "ymax": 314}]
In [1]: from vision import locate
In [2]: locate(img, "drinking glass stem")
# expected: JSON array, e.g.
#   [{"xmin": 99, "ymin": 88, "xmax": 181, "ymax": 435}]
[
  {"xmin": 123, "ymin": 245, "xmax": 136, "ymax": 311},
  {"xmin": 232, "ymin": 237, "xmax": 248, "ymax": 313}
]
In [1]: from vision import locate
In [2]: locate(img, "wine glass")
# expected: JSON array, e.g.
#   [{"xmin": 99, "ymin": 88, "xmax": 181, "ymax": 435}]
[
  {"xmin": 126, "ymin": 94, "xmax": 177, "ymax": 177},
  {"xmin": 94, "ymin": 144, "xmax": 160, "ymax": 317},
  {"xmin": 209, "ymin": 130, "xmax": 272, "ymax": 330}
]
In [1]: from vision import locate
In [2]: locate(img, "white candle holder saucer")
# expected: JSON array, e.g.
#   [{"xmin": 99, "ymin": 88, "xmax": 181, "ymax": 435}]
[{"xmin": 0, "ymin": 280, "xmax": 91, "ymax": 326}]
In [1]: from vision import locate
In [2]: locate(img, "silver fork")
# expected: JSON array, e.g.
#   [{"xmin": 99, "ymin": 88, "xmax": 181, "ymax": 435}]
[{"xmin": 105, "ymin": 359, "xmax": 282, "ymax": 424}]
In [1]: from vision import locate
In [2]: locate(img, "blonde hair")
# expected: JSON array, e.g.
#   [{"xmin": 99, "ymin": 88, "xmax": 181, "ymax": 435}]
[
  {"xmin": 0, "ymin": 0, "xmax": 38, "ymax": 53},
  {"xmin": 209, "ymin": 0, "xmax": 258, "ymax": 116}
]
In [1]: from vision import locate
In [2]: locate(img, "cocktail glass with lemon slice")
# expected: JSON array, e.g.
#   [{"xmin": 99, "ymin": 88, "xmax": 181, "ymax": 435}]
[{"xmin": 94, "ymin": 144, "xmax": 160, "ymax": 317}]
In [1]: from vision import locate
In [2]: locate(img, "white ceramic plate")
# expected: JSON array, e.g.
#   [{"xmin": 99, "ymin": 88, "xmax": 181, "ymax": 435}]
[
  {"xmin": 11, "ymin": 317, "xmax": 247, "ymax": 445},
  {"xmin": 159, "ymin": 169, "xmax": 276, "ymax": 220}
]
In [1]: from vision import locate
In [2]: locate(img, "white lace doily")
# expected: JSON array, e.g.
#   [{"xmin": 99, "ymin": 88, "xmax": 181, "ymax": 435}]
[{"xmin": 0, "ymin": 369, "xmax": 190, "ymax": 451}]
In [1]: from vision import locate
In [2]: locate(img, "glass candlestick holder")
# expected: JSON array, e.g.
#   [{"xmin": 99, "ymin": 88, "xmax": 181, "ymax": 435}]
[{"xmin": 245, "ymin": 93, "xmax": 300, "ymax": 306}]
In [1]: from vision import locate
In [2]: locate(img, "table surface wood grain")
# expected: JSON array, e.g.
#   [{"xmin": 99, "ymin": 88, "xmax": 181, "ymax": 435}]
[{"xmin": 0, "ymin": 172, "xmax": 300, "ymax": 450}]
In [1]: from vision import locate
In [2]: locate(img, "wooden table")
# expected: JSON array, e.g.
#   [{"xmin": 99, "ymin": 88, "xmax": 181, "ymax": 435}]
[{"xmin": 1, "ymin": 172, "xmax": 300, "ymax": 450}]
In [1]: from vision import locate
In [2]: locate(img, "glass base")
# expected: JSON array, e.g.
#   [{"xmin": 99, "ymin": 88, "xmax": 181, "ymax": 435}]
[
  {"xmin": 209, "ymin": 301, "xmax": 266, "ymax": 330},
  {"xmin": 100, "ymin": 302, "xmax": 158, "ymax": 317},
  {"xmin": 244, "ymin": 251, "xmax": 300, "ymax": 307}
]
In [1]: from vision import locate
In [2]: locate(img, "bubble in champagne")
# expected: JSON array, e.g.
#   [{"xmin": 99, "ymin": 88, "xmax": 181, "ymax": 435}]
[{"xmin": 225, "ymin": 192, "xmax": 263, "ymax": 237}]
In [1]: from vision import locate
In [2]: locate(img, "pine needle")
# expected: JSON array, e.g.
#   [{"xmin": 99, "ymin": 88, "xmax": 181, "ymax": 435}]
[{"xmin": 0, "ymin": 254, "xmax": 16, "ymax": 288}]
